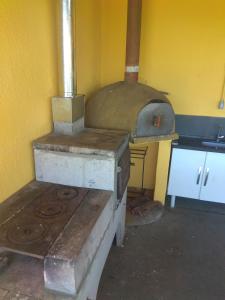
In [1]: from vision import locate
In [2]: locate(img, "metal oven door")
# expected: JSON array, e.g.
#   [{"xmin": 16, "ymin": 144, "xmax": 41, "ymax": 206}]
[{"xmin": 117, "ymin": 147, "xmax": 130, "ymax": 202}]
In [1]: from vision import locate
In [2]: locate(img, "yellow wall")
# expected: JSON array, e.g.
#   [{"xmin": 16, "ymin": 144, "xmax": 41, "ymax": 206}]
[
  {"xmin": 154, "ymin": 140, "xmax": 172, "ymax": 203},
  {"xmin": 76, "ymin": 0, "xmax": 102, "ymax": 97},
  {"xmin": 100, "ymin": 0, "xmax": 127, "ymax": 86},
  {"xmin": 1, "ymin": 0, "xmax": 225, "ymax": 202},
  {"xmin": 0, "ymin": 0, "xmax": 102, "ymax": 203},
  {"xmin": 100, "ymin": 0, "xmax": 225, "ymax": 116},
  {"xmin": 100, "ymin": 0, "xmax": 225, "ymax": 189},
  {"xmin": 129, "ymin": 142, "xmax": 158, "ymax": 190},
  {"xmin": 0, "ymin": 0, "xmax": 57, "ymax": 202},
  {"xmin": 140, "ymin": 0, "xmax": 225, "ymax": 117}
]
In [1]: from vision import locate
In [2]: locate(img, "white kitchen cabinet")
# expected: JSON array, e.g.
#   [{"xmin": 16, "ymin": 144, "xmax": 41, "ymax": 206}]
[
  {"xmin": 200, "ymin": 152, "xmax": 225, "ymax": 203},
  {"xmin": 167, "ymin": 148, "xmax": 225, "ymax": 207},
  {"xmin": 168, "ymin": 149, "xmax": 206, "ymax": 200}
]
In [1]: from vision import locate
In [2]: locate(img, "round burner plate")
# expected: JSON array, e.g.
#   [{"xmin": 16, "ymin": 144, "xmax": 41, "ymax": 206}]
[
  {"xmin": 57, "ymin": 188, "xmax": 78, "ymax": 200},
  {"xmin": 7, "ymin": 223, "xmax": 46, "ymax": 245},
  {"xmin": 35, "ymin": 202, "xmax": 66, "ymax": 218}
]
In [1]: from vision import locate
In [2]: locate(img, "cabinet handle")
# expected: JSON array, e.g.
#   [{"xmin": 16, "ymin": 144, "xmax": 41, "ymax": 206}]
[
  {"xmin": 204, "ymin": 168, "xmax": 210, "ymax": 186},
  {"xmin": 196, "ymin": 167, "xmax": 202, "ymax": 185}
]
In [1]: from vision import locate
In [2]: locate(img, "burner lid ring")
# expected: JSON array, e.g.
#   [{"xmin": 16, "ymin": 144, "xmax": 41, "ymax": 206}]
[
  {"xmin": 35, "ymin": 202, "xmax": 66, "ymax": 218},
  {"xmin": 7, "ymin": 223, "xmax": 47, "ymax": 245},
  {"xmin": 57, "ymin": 188, "xmax": 78, "ymax": 200}
]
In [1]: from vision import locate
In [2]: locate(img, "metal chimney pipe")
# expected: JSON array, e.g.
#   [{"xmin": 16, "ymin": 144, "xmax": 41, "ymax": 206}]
[
  {"xmin": 125, "ymin": 0, "xmax": 142, "ymax": 83},
  {"xmin": 58, "ymin": 0, "xmax": 75, "ymax": 98}
]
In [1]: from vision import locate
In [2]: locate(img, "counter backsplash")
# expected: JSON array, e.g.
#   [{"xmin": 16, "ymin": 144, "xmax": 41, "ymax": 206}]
[{"xmin": 175, "ymin": 115, "xmax": 225, "ymax": 139}]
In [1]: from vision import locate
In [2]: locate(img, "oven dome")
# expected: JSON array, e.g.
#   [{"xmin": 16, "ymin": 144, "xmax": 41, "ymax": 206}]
[{"xmin": 85, "ymin": 81, "xmax": 175, "ymax": 140}]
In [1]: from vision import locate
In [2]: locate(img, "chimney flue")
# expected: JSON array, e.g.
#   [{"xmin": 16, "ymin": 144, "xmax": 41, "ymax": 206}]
[
  {"xmin": 58, "ymin": 0, "xmax": 75, "ymax": 98},
  {"xmin": 125, "ymin": 0, "xmax": 142, "ymax": 83}
]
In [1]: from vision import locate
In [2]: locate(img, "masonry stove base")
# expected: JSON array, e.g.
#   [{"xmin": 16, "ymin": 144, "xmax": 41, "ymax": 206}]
[{"xmin": 0, "ymin": 181, "xmax": 127, "ymax": 299}]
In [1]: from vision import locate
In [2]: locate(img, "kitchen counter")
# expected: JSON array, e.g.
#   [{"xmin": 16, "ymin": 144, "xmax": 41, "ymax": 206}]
[
  {"xmin": 172, "ymin": 136, "xmax": 225, "ymax": 154},
  {"xmin": 168, "ymin": 135, "xmax": 225, "ymax": 208}
]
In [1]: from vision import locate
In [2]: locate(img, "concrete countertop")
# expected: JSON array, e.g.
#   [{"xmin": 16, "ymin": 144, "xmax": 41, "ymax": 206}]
[
  {"xmin": 132, "ymin": 132, "xmax": 179, "ymax": 144},
  {"xmin": 33, "ymin": 128, "xmax": 129, "ymax": 158}
]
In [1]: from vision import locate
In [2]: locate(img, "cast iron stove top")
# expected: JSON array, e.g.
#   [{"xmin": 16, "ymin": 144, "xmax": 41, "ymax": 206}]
[{"xmin": 0, "ymin": 184, "xmax": 88, "ymax": 259}]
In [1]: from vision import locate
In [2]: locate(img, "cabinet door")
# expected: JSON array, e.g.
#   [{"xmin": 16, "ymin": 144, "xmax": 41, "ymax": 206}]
[
  {"xmin": 167, "ymin": 148, "xmax": 206, "ymax": 199},
  {"xmin": 200, "ymin": 152, "xmax": 225, "ymax": 203}
]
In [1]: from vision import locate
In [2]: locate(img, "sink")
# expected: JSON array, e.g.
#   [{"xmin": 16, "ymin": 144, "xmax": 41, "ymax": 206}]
[{"xmin": 201, "ymin": 141, "xmax": 225, "ymax": 149}]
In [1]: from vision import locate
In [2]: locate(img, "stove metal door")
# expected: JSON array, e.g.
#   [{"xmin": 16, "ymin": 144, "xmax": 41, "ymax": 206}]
[{"xmin": 117, "ymin": 147, "xmax": 130, "ymax": 201}]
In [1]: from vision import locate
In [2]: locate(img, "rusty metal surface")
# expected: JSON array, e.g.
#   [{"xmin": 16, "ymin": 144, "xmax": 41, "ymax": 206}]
[
  {"xmin": 0, "ymin": 288, "xmax": 8, "ymax": 298},
  {"xmin": 0, "ymin": 184, "xmax": 88, "ymax": 259},
  {"xmin": 44, "ymin": 189, "xmax": 112, "ymax": 295},
  {"xmin": 0, "ymin": 181, "xmax": 52, "ymax": 229},
  {"xmin": 0, "ymin": 182, "xmax": 113, "ymax": 298},
  {"xmin": 0, "ymin": 254, "xmax": 74, "ymax": 299},
  {"xmin": 46, "ymin": 189, "xmax": 112, "ymax": 260},
  {"xmin": 117, "ymin": 147, "xmax": 130, "ymax": 201},
  {"xmin": 125, "ymin": 0, "xmax": 142, "ymax": 82},
  {"xmin": 4, "ymin": 291, "xmax": 34, "ymax": 300},
  {"xmin": 0, "ymin": 191, "xmax": 113, "ymax": 299},
  {"xmin": 33, "ymin": 128, "xmax": 129, "ymax": 157},
  {"xmin": 85, "ymin": 81, "xmax": 174, "ymax": 139}
]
